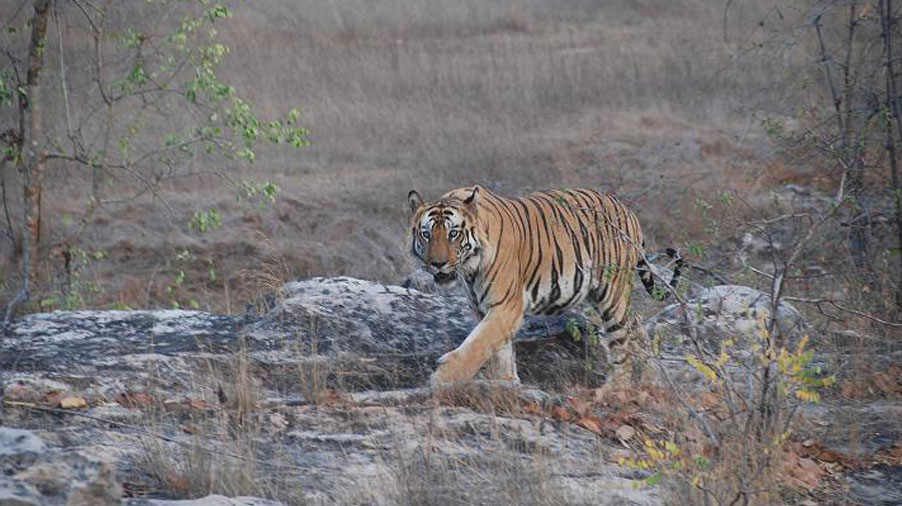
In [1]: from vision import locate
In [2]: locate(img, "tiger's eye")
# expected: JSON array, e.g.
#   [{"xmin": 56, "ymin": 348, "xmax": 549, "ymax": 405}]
[
  {"xmin": 449, "ymin": 230, "xmax": 460, "ymax": 240},
  {"xmin": 422, "ymin": 230, "xmax": 431, "ymax": 239}
]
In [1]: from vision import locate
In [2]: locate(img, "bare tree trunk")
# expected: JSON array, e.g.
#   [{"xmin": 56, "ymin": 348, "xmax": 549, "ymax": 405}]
[
  {"xmin": 814, "ymin": 10, "xmax": 870, "ymax": 277},
  {"xmin": 881, "ymin": 0, "xmax": 902, "ymax": 308},
  {"xmin": 5, "ymin": 0, "xmax": 51, "ymax": 327},
  {"xmin": 24, "ymin": 0, "xmax": 50, "ymax": 277},
  {"xmin": 840, "ymin": 4, "xmax": 872, "ymax": 277}
]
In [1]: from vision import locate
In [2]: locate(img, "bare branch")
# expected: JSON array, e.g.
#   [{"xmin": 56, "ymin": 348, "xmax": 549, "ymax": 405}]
[{"xmin": 782, "ymin": 296, "xmax": 902, "ymax": 328}]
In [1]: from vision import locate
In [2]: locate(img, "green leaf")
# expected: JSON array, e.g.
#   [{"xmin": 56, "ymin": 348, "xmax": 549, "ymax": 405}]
[{"xmin": 645, "ymin": 471, "xmax": 663, "ymax": 487}]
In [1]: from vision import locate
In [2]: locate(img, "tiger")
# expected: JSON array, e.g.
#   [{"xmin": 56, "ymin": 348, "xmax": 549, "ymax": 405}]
[{"xmin": 406, "ymin": 185, "xmax": 683, "ymax": 385}]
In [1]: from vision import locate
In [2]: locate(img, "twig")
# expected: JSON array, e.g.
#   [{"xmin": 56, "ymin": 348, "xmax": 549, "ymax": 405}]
[
  {"xmin": 54, "ymin": 3, "xmax": 73, "ymax": 137},
  {"xmin": 689, "ymin": 264, "xmax": 732, "ymax": 285},
  {"xmin": 781, "ymin": 296, "xmax": 902, "ymax": 328},
  {"xmin": 652, "ymin": 358, "xmax": 720, "ymax": 447}
]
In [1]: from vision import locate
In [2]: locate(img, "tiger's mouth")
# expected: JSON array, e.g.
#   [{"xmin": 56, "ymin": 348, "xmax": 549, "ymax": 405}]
[{"xmin": 433, "ymin": 271, "xmax": 457, "ymax": 285}]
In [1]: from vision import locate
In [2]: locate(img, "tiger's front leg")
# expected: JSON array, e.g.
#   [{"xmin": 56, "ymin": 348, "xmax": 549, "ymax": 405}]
[{"xmin": 431, "ymin": 298, "xmax": 524, "ymax": 386}]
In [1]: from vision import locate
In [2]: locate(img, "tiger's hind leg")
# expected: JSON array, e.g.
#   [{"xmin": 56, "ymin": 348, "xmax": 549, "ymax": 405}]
[
  {"xmin": 601, "ymin": 313, "xmax": 648, "ymax": 386},
  {"xmin": 599, "ymin": 298, "xmax": 648, "ymax": 385}
]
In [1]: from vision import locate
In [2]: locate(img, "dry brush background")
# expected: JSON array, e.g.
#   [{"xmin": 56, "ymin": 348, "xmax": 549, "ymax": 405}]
[{"xmin": 1, "ymin": 0, "xmax": 819, "ymax": 311}]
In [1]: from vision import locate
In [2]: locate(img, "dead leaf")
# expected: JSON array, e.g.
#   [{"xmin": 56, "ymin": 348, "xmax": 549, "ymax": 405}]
[
  {"xmin": 316, "ymin": 389, "xmax": 350, "ymax": 406},
  {"xmin": 568, "ymin": 397, "xmax": 589, "ymax": 416},
  {"xmin": 795, "ymin": 457, "xmax": 822, "ymax": 489},
  {"xmin": 872, "ymin": 373, "xmax": 897, "ymax": 395},
  {"xmin": 188, "ymin": 397, "xmax": 215, "ymax": 411},
  {"xmin": 616, "ymin": 424, "xmax": 637, "ymax": 441},
  {"xmin": 551, "ymin": 405, "xmax": 572, "ymax": 422},
  {"xmin": 116, "ymin": 391, "xmax": 154, "ymax": 409},
  {"xmin": 817, "ymin": 450, "xmax": 843, "ymax": 464},
  {"xmin": 522, "ymin": 402, "xmax": 542, "ymax": 415},
  {"xmin": 269, "ymin": 412, "xmax": 289, "ymax": 430},
  {"xmin": 5, "ymin": 384, "xmax": 36, "ymax": 403},
  {"xmin": 59, "ymin": 396, "xmax": 87, "ymax": 409},
  {"xmin": 577, "ymin": 416, "xmax": 602, "ymax": 434},
  {"xmin": 45, "ymin": 390, "xmax": 65, "ymax": 407}
]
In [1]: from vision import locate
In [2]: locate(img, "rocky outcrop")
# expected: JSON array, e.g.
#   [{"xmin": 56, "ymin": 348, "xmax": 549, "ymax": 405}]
[
  {"xmin": 126, "ymin": 496, "xmax": 285, "ymax": 506},
  {"xmin": 0, "ymin": 277, "xmax": 657, "ymax": 506},
  {"xmin": 646, "ymin": 284, "xmax": 806, "ymax": 350},
  {"xmin": 644, "ymin": 284, "xmax": 808, "ymax": 388},
  {"xmin": 3, "ymin": 276, "xmax": 900, "ymax": 505},
  {"xmin": 0, "ymin": 427, "xmax": 122, "ymax": 506}
]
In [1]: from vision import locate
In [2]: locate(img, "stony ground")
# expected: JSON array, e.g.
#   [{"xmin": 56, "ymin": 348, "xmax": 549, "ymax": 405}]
[{"xmin": 3, "ymin": 276, "xmax": 902, "ymax": 505}]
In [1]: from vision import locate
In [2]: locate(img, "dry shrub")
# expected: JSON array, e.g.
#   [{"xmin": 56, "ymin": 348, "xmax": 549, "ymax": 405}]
[{"xmin": 132, "ymin": 346, "xmax": 306, "ymax": 504}]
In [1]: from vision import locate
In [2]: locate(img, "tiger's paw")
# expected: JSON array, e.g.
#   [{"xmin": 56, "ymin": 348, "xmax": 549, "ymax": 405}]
[
  {"xmin": 430, "ymin": 349, "xmax": 476, "ymax": 387},
  {"xmin": 436, "ymin": 349, "xmax": 458, "ymax": 365}
]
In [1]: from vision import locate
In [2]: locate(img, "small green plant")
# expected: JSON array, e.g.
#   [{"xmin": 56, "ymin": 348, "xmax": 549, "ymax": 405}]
[
  {"xmin": 188, "ymin": 208, "xmax": 222, "ymax": 233},
  {"xmin": 165, "ymin": 250, "xmax": 202, "ymax": 309},
  {"xmin": 38, "ymin": 246, "xmax": 105, "ymax": 311},
  {"xmin": 237, "ymin": 180, "xmax": 279, "ymax": 209}
]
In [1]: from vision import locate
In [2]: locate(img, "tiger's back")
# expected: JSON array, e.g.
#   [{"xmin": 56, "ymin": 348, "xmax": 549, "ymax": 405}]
[{"xmin": 451, "ymin": 188, "xmax": 642, "ymax": 325}]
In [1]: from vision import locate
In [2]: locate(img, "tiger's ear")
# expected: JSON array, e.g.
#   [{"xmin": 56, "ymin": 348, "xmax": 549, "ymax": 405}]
[
  {"xmin": 463, "ymin": 186, "xmax": 479, "ymax": 212},
  {"xmin": 407, "ymin": 190, "xmax": 424, "ymax": 214}
]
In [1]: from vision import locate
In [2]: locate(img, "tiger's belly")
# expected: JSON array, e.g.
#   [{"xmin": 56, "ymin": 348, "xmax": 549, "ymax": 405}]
[
  {"xmin": 462, "ymin": 261, "xmax": 597, "ymax": 317},
  {"xmin": 524, "ymin": 264, "xmax": 595, "ymax": 316}
]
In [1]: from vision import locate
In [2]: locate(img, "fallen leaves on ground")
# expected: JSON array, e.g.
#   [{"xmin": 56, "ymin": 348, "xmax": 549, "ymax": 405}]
[
  {"xmin": 58, "ymin": 396, "xmax": 88, "ymax": 409},
  {"xmin": 840, "ymin": 365, "xmax": 902, "ymax": 399},
  {"xmin": 116, "ymin": 391, "xmax": 155, "ymax": 409}
]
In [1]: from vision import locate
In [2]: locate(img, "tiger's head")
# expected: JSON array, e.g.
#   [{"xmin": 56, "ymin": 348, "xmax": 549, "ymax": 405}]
[{"xmin": 407, "ymin": 186, "xmax": 482, "ymax": 286}]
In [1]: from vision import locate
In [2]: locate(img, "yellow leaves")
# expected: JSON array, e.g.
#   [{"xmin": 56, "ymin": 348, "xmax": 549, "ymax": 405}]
[
  {"xmin": 716, "ymin": 350, "xmax": 730, "ymax": 368},
  {"xmin": 663, "ymin": 440, "xmax": 681, "ymax": 456},
  {"xmin": 686, "ymin": 355, "xmax": 719, "ymax": 384},
  {"xmin": 796, "ymin": 335, "xmax": 810, "ymax": 355},
  {"xmin": 795, "ymin": 389, "xmax": 821, "ymax": 403}
]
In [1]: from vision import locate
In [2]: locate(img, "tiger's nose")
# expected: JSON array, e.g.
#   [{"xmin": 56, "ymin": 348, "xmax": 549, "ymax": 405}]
[{"xmin": 431, "ymin": 260, "xmax": 447, "ymax": 268}]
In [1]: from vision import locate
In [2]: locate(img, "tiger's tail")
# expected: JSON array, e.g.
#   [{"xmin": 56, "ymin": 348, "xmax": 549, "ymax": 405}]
[{"xmin": 637, "ymin": 248, "xmax": 683, "ymax": 301}]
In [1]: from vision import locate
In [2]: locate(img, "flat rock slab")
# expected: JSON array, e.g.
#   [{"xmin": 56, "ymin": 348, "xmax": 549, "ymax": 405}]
[
  {"xmin": 3, "ymin": 277, "xmax": 584, "ymax": 392},
  {"xmin": 126, "ymin": 496, "xmax": 285, "ymax": 506},
  {"xmin": 2, "ymin": 310, "xmax": 243, "ymax": 373}
]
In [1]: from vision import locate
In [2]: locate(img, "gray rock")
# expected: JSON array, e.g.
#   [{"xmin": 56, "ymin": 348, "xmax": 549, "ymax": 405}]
[
  {"xmin": 15, "ymin": 449, "xmax": 122, "ymax": 506},
  {"xmin": 0, "ymin": 475, "xmax": 43, "ymax": 506},
  {"xmin": 846, "ymin": 466, "xmax": 902, "ymax": 506},
  {"xmin": 1, "ymin": 277, "xmax": 591, "ymax": 393},
  {"xmin": 248, "ymin": 276, "xmax": 588, "ymax": 388},
  {"xmin": 126, "ymin": 496, "xmax": 284, "ymax": 506},
  {"xmin": 3, "ymin": 309, "xmax": 243, "ymax": 391},
  {"xmin": 646, "ymin": 284, "xmax": 806, "ymax": 352},
  {"xmin": 645, "ymin": 284, "xmax": 808, "ymax": 389},
  {"xmin": 0, "ymin": 428, "xmax": 46, "ymax": 472},
  {"xmin": 399, "ymin": 268, "xmax": 442, "ymax": 293},
  {"xmin": 1, "ymin": 277, "xmax": 662, "ymax": 506}
]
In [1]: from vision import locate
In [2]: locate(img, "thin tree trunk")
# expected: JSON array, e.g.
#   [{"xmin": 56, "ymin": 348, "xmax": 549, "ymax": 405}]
[
  {"xmin": 881, "ymin": 0, "xmax": 902, "ymax": 308},
  {"xmin": 6, "ymin": 0, "xmax": 51, "ymax": 326},
  {"xmin": 839, "ymin": 4, "xmax": 871, "ymax": 276},
  {"xmin": 24, "ymin": 0, "xmax": 50, "ymax": 281}
]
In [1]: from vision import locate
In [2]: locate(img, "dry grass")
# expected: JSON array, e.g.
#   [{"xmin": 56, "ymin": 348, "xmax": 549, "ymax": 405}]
[
  {"xmin": 0, "ymin": 0, "xmax": 819, "ymax": 312},
  {"xmin": 132, "ymin": 346, "xmax": 309, "ymax": 504}
]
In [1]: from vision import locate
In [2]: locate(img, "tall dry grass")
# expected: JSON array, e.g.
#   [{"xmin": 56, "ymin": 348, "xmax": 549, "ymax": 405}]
[{"xmin": 0, "ymin": 0, "xmax": 824, "ymax": 310}]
